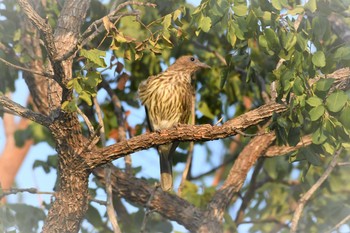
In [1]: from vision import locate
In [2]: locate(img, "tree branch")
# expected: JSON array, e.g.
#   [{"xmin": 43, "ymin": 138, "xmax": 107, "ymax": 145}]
[
  {"xmin": 324, "ymin": 214, "xmax": 350, "ymax": 233},
  {"xmin": 0, "ymin": 187, "xmax": 106, "ymax": 205},
  {"xmin": 204, "ymin": 131, "xmax": 276, "ymax": 228},
  {"xmin": 235, "ymin": 158, "xmax": 265, "ymax": 224},
  {"xmin": 0, "ymin": 57, "xmax": 53, "ymax": 78},
  {"xmin": 93, "ymin": 166, "xmax": 204, "ymax": 233},
  {"xmin": 0, "ymin": 95, "xmax": 51, "ymax": 127},
  {"xmin": 290, "ymin": 148, "xmax": 342, "ymax": 233},
  {"xmin": 16, "ymin": 0, "xmax": 57, "ymax": 59},
  {"xmin": 85, "ymin": 103, "xmax": 287, "ymax": 169},
  {"xmin": 264, "ymin": 135, "xmax": 313, "ymax": 157}
]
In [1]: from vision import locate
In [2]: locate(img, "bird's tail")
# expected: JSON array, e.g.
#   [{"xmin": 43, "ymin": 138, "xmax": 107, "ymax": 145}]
[{"xmin": 159, "ymin": 144, "xmax": 173, "ymax": 191}]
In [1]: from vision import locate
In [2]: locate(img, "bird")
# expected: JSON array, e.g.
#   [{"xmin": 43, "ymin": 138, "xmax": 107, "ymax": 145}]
[{"xmin": 138, "ymin": 55, "xmax": 210, "ymax": 191}]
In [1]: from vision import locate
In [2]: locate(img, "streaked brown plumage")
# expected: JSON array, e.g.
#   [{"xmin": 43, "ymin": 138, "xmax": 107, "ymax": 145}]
[{"xmin": 138, "ymin": 55, "xmax": 210, "ymax": 191}]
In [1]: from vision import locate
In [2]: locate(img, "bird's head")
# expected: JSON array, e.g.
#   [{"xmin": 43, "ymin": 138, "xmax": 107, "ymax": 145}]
[{"xmin": 167, "ymin": 55, "xmax": 210, "ymax": 74}]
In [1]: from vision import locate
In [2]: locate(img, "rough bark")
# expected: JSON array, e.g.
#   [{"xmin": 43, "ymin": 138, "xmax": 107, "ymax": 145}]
[
  {"xmin": 86, "ymin": 102, "xmax": 287, "ymax": 168},
  {"xmin": 16, "ymin": 0, "xmax": 92, "ymax": 232},
  {"xmin": 42, "ymin": 111, "xmax": 89, "ymax": 232},
  {"xmin": 204, "ymin": 132, "xmax": 276, "ymax": 225},
  {"xmin": 93, "ymin": 167, "xmax": 205, "ymax": 232}
]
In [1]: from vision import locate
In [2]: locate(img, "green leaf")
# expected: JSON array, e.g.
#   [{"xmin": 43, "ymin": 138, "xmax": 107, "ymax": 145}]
[
  {"xmin": 85, "ymin": 71, "xmax": 102, "ymax": 88},
  {"xmin": 62, "ymin": 100, "xmax": 78, "ymax": 112},
  {"xmin": 258, "ymin": 35, "xmax": 268, "ymax": 48},
  {"xmin": 7, "ymin": 204, "xmax": 46, "ymax": 233},
  {"xmin": 80, "ymin": 49, "xmax": 106, "ymax": 68},
  {"xmin": 287, "ymin": 6, "xmax": 304, "ymax": 15},
  {"xmin": 312, "ymin": 128, "xmax": 327, "ymax": 145},
  {"xmin": 73, "ymin": 78, "xmax": 83, "ymax": 93},
  {"xmin": 296, "ymin": 33, "xmax": 307, "ymax": 51},
  {"xmin": 30, "ymin": 123, "xmax": 46, "ymax": 144},
  {"xmin": 172, "ymin": 9, "xmax": 182, "ymax": 20},
  {"xmin": 339, "ymin": 106, "xmax": 350, "ymax": 129},
  {"xmin": 271, "ymin": 0, "xmax": 282, "ymax": 10},
  {"xmin": 14, "ymin": 128, "xmax": 31, "ymax": 147},
  {"xmin": 199, "ymin": 16, "xmax": 212, "ymax": 32},
  {"xmin": 198, "ymin": 101, "xmax": 215, "ymax": 119},
  {"xmin": 288, "ymin": 127, "xmax": 300, "ymax": 146},
  {"xmin": 232, "ymin": 5, "xmax": 247, "ymax": 16},
  {"xmin": 265, "ymin": 28, "xmax": 280, "ymax": 52},
  {"xmin": 312, "ymin": 16, "xmax": 328, "ymax": 41},
  {"xmin": 333, "ymin": 46, "xmax": 350, "ymax": 61},
  {"xmin": 293, "ymin": 76, "xmax": 304, "ymax": 96},
  {"xmin": 79, "ymin": 91, "xmax": 93, "ymax": 106},
  {"xmin": 304, "ymin": 0, "xmax": 317, "ymax": 13},
  {"xmin": 85, "ymin": 204, "xmax": 104, "ymax": 228},
  {"xmin": 306, "ymin": 152, "xmax": 322, "ymax": 166},
  {"xmin": 316, "ymin": 78, "xmax": 334, "ymax": 92},
  {"xmin": 306, "ymin": 96, "xmax": 323, "ymax": 107},
  {"xmin": 162, "ymin": 14, "xmax": 172, "ymax": 29},
  {"xmin": 323, "ymin": 142, "xmax": 335, "ymax": 155},
  {"xmin": 309, "ymin": 105, "xmax": 325, "ymax": 121},
  {"xmin": 227, "ymin": 24, "xmax": 237, "ymax": 47},
  {"xmin": 312, "ymin": 51, "xmax": 326, "ymax": 67},
  {"xmin": 325, "ymin": 91, "xmax": 348, "ymax": 113},
  {"xmin": 33, "ymin": 160, "xmax": 51, "ymax": 173},
  {"xmin": 284, "ymin": 33, "xmax": 297, "ymax": 51}
]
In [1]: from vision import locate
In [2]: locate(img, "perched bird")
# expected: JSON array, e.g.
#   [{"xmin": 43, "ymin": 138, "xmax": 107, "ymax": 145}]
[{"xmin": 138, "ymin": 55, "xmax": 210, "ymax": 191}]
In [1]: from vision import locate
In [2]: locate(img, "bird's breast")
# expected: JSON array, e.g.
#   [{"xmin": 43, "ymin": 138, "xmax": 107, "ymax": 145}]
[{"xmin": 143, "ymin": 75, "xmax": 193, "ymax": 130}]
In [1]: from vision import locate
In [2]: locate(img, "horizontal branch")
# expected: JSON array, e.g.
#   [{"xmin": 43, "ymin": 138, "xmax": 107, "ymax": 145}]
[
  {"xmin": 264, "ymin": 135, "xmax": 312, "ymax": 157},
  {"xmin": 85, "ymin": 102, "xmax": 287, "ymax": 169},
  {"xmin": 0, "ymin": 95, "xmax": 51, "ymax": 127},
  {"xmin": 0, "ymin": 187, "xmax": 106, "ymax": 205},
  {"xmin": 0, "ymin": 57, "xmax": 53, "ymax": 78},
  {"xmin": 93, "ymin": 167, "xmax": 204, "ymax": 232}
]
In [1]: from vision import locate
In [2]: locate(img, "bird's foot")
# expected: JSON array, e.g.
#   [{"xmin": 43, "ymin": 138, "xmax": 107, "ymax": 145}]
[{"xmin": 154, "ymin": 128, "xmax": 162, "ymax": 134}]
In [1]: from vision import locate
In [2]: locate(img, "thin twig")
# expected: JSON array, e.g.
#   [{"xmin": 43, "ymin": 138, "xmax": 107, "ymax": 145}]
[
  {"xmin": 105, "ymin": 163, "xmax": 122, "ymax": 233},
  {"xmin": 337, "ymin": 162, "xmax": 350, "ymax": 166},
  {"xmin": 324, "ymin": 214, "xmax": 350, "ymax": 233},
  {"xmin": 290, "ymin": 148, "xmax": 342, "ymax": 233},
  {"xmin": 140, "ymin": 185, "xmax": 158, "ymax": 233},
  {"xmin": 77, "ymin": 107, "xmax": 95, "ymax": 136},
  {"xmin": 77, "ymin": 125, "xmax": 102, "ymax": 155},
  {"xmin": 94, "ymin": 97, "xmax": 121, "ymax": 233},
  {"xmin": 215, "ymin": 117, "xmax": 223, "ymax": 125},
  {"xmin": 192, "ymin": 40, "xmax": 227, "ymax": 66},
  {"xmin": 57, "ymin": 1, "xmax": 156, "ymax": 62},
  {"xmin": 0, "ymin": 94, "xmax": 51, "ymax": 126},
  {"xmin": 0, "ymin": 57, "xmax": 53, "ymax": 77},
  {"xmin": 17, "ymin": 0, "xmax": 57, "ymax": 59},
  {"xmin": 264, "ymin": 135, "xmax": 313, "ymax": 157},
  {"xmin": 100, "ymin": 79, "xmax": 132, "ymax": 175},
  {"xmin": 235, "ymin": 159, "xmax": 265, "ymax": 224},
  {"xmin": 94, "ymin": 97, "xmax": 106, "ymax": 145},
  {"xmin": 0, "ymin": 188, "xmax": 106, "ymax": 205}
]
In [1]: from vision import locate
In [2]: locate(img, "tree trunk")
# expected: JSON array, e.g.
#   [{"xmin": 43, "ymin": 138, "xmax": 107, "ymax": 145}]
[{"xmin": 42, "ymin": 168, "xmax": 89, "ymax": 232}]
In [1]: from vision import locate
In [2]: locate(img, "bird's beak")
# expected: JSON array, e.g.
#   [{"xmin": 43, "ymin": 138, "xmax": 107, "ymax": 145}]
[{"xmin": 197, "ymin": 61, "xmax": 211, "ymax": 69}]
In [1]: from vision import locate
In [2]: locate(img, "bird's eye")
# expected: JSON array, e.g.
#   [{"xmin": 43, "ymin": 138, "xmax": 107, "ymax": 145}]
[{"xmin": 190, "ymin": 57, "xmax": 195, "ymax": 62}]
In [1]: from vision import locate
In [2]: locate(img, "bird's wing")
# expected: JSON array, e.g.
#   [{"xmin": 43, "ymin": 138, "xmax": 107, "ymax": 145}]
[{"xmin": 144, "ymin": 106, "xmax": 154, "ymax": 132}]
